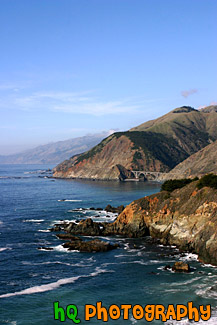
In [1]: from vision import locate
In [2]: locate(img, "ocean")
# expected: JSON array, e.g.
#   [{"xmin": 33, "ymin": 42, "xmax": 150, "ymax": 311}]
[{"xmin": 0, "ymin": 164, "xmax": 217, "ymax": 324}]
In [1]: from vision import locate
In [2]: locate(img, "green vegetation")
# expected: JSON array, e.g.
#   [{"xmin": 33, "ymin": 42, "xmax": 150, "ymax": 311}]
[
  {"xmin": 197, "ymin": 174, "xmax": 217, "ymax": 190},
  {"xmin": 133, "ymin": 151, "xmax": 142, "ymax": 161},
  {"xmin": 119, "ymin": 131, "xmax": 188, "ymax": 169},
  {"xmin": 74, "ymin": 135, "xmax": 114, "ymax": 165},
  {"xmin": 161, "ymin": 178, "xmax": 198, "ymax": 192}
]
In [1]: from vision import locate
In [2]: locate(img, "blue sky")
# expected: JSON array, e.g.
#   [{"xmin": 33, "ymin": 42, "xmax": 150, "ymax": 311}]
[{"xmin": 0, "ymin": 0, "xmax": 216, "ymax": 154}]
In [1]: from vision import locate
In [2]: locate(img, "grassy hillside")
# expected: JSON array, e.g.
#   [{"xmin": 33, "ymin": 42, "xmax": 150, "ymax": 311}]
[{"xmin": 54, "ymin": 105, "xmax": 217, "ymax": 180}]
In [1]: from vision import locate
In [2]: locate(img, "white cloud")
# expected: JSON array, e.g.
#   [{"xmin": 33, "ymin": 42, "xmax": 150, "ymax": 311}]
[
  {"xmin": 181, "ymin": 89, "xmax": 198, "ymax": 98},
  {"xmin": 0, "ymin": 90, "xmax": 145, "ymax": 116},
  {"xmin": 197, "ymin": 101, "xmax": 217, "ymax": 110}
]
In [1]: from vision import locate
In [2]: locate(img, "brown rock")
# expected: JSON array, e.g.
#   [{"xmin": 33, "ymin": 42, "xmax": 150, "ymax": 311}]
[
  {"xmin": 63, "ymin": 239, "xmax": 119, "ymax": 252},
  {"xmin": 172, "ymin": 261, "xmax": 190, "ymax": 273},
  {"xmin": 56, "ymin": 234, "xmax": 81, "ymax": 241}
]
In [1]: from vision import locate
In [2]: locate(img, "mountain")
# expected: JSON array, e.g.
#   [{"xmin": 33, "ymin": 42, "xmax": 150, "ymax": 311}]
[
  {"xmin": 161, "ymin": 140, "xmax": 217, "ymax": 180},
  {"xmin": 0, "ymin": 132, "xmax": 109, "ymax": 164},
  {"xmin": 53, "ymin": 105, "xmax": 217, "ymax": 180}
]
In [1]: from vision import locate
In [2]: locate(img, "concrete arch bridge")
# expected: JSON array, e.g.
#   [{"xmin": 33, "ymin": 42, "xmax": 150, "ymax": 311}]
[{"xmin": 131, "ymin": 170, "xmax": 178, "ymax": 180}]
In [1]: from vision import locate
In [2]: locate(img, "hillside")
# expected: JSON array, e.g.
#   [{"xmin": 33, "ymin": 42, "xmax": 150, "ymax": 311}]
[
  {"xmin": 131, "ymin": 105, "xmax": 217, "ymax": 155},
  {"xmin": 53, "ymin": 105, "xmax": 217, "ymax": 180},
  {"xmin": 0, "ymin": 132, "xmax": 108, "ymax": 165},
  {"xmin": 161, "ymin": 140, "xmax": 217, "ymax": 180}
]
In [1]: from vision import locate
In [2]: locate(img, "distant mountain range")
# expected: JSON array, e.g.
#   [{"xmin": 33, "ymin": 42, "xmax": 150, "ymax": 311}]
[
  {"xmin": 0, "ymin": 132, "xmax": 110, "ymax": 164},
  {"xmin": 53, "ymin": 105, "xmax": 217, "ymax": 180}
]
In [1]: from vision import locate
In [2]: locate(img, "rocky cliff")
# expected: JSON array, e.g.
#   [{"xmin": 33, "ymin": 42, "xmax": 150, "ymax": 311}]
[
  {"xmin": 53, "ymin": 132, "xmax": 188, "ymax": 180},
  {"xmin": 58, "ymin": 180, "xmax": 217, "ymax": 265},
  {"xmin": 53, "ymin": 105, "xmax": 217, "ymax": 180},
  {"xmin": 105, "ymin": 181, "xmax": 217, "ymax": 265}
]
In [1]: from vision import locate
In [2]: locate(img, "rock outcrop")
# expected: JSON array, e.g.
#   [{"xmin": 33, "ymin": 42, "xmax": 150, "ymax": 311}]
[
  {"xmin": 63, "ymin": 181, "xmax": 217, "ymax": 265},
  {"xmin": 111, "ymin": 181, "xmax": 217, "ymax": 265},
  {"xmin": 63, "ymin": 239, "xmax": 118, "ymax": 252},
  {"xmin": 172, "ymin": 261, "xmax": 191, "ymax": 273}
]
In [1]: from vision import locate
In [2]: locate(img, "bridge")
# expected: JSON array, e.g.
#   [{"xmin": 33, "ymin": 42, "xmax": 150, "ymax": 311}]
[{"xmin": 131, "ymin": 170, "xmax": 179, "ymax": 180}]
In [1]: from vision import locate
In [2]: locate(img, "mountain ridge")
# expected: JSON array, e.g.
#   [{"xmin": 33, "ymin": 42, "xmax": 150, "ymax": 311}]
[
  {"xmin": 0, "ymin": 132, "xmax": 109, "ymax": 164},
  {"xmin": 53, "ymin": 105, "xmax": 217, "ymax": 180}
]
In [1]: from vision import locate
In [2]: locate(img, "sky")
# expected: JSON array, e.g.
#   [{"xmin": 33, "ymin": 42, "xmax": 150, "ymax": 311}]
[{"xmin": 0, "ymin": 0, "xmax": 216, "ymax": 155}]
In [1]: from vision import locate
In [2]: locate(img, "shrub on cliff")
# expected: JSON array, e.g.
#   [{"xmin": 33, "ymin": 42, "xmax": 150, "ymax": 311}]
[
  {"xmin": 197, "ymin": 174, "xmax": 217, "ymax": 190},
  {"xmin": 161, "ymin": 178, "xmax": 198, "ymax": 192}
]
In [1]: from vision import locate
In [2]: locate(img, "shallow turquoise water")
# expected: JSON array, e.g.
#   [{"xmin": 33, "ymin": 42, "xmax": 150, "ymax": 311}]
[{"xmin": 0, "ymin": 165, "xmax": 217, "ymax": 324}]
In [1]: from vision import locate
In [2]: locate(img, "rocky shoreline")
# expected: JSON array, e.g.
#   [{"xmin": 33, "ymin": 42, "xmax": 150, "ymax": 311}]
[{"xmin": 49, "ymin": 180, "xmax": 217, "ymax": 266}]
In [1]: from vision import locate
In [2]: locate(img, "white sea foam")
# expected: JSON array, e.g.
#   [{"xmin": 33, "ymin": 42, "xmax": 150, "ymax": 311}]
[
  {"xmin": 201, "ymin": 263, "xmax": 217, "ymax": 268},
  {"xmin": 52, "ymin": 219, "xmax": 72, "ymax": 224},
  {"xmin": 38, "ymin": 229, "xmax": 50, "ymax": 232},
  {"xmin": 53, "ymin": 244, "xmax": 79, "ymax": 253},
  {"xmin": 0, "ymin": 267, "xmax": 108, "ymax": 298},
  {"xmin": 24, "ymin": 219, "xmax": 44, "ymax": 223},
  {"xmin": 179, "ymin": 253, "xmax": 198, "ymax": 261},
  {"xmin": 165, "ymin": 311, "xmax": 217, "ymax": 324},
  {"xmin": 0, "ymin": 247, "xmax": 10, "ymax": 252},
  {"xmin": 58, "ymin": 199, "xmax": 82, "ymax": 202},
  {"xmin": 130, "ymin": 315, "xmax": 137, "ymax": 324}
]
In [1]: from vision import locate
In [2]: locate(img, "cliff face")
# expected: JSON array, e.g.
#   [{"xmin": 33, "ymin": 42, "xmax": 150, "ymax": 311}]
[
  {"xmin": 53, "ymin": 105, "xmax": 217, "ymax": 180},
  {"xmin": 53, "ymin": 132, "xmax": 188, "ymax": 180},
  {"xmin": 106, "ymin": 182, "xmax": 217, "ymax": 265},
  {"xmin": 161, "ymin": 140, "xmax": 217, "ymax": 180}
]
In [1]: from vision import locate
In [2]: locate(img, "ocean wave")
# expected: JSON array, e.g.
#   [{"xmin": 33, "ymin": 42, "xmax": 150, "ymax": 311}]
[
  {"xmin": 179, "ymin": 253, "xmax": 199, "ymax": 262},
  {"xmin": 201, "ymin": 263, "xmax": 217, "ymax": 268},
  {"xmin": 23, "ymin": 219, "xmax": 44, "ymax": 223},
  {"xmin": 38, "ymin": 229, "xmax": 50, "ymax": 232},
  {"xmin": 0, "ymin": 247, "xmax": 11, "ymax": 252},
  {"xmin": 165, "ymin": 311, "xmax": 217, "ymax": 324},
  {"xmin": 130, "ymin": 315, "xmax": 137, "ymax": 324},
  {"xmin": 52, "ymin": 219, "xmax": 72, "ymax": 224},
  {"xmin": 22, "ymin": 259, "xmax": 95, "ymax": 267},
  {"xmin": 0, "ymin": 267, "xmax": 109, "ymax": 298},
  {"xmin": 196, "ymin": 285, "xmax": 217, "ymax": 299},
  {"xmin": 58, "ymin": 199, "xmax": 82, "ymax": 202},
  {"xmin": 53, "ymin": 244, "xmax": 79, "ymax": 253}
]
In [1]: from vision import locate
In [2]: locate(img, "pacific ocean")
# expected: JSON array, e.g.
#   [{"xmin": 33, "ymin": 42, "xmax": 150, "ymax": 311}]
[{"xmin": 0, "ymin": 164, "xmax": 217, "ymax": 324}]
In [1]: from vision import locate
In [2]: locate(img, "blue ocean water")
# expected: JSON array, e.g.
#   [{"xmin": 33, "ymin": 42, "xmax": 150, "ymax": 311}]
[{"xmin": 0, "ymin": 164, "xmax": 217, "ymax": 325}]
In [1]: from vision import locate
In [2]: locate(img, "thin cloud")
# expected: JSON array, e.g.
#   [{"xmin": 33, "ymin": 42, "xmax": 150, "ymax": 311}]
[
  {"xmin": 181, "ymin": 89, "xmax": 198, "ymax": 98},
  {"xmin": 0, "ymin": 90, "xmax": 146, "ymax": 116},
  {"xmin": 197, "ymin": 101, "xmax": 217, "ymax": 110}
]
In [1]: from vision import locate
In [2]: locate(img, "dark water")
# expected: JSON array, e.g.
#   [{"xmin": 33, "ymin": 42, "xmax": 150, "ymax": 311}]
[{"xmin": 0, "ymin": 164, "xmax": 217, "ymax": 324}]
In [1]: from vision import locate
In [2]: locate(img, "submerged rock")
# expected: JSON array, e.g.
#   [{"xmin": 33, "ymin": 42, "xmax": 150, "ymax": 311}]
[
  {"xmin": 172, "ymin": 261, "xmax": 191, "ymax": 273},
  {"xmin": 63, "ymin": 239, "xmax": 119, "ymax": 252},
  {"xmin": 105, "ymin": 204, "xmax": 124, "ymax": 214},
  {"xmin": 50, "ymin": 226, "xmax": 62, "ymax": 232},
  {"xmin": 56, "ymin": 234, "xmax": 81, "ymax": 241}
]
